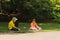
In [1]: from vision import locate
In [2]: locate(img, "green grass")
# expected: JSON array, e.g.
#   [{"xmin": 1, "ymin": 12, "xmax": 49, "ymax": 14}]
[{"xmin": 0, "ymin": 22, "xmax": 60, "ymax": 33}]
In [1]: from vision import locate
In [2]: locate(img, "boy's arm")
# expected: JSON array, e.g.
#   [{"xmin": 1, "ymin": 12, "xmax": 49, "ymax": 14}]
[
  {"xmin": 13, "ymin": 24, "xmax": 20, "ymax": 31},
  {"xmin": 12, "ymin": 23, "xmax": 17, "ymax": 28}
]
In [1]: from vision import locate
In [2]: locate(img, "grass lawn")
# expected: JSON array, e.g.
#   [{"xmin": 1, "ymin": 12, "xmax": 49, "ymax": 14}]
[{"xmin": 0, "ymin": 22, "xmax": 60, "ymax": 33}]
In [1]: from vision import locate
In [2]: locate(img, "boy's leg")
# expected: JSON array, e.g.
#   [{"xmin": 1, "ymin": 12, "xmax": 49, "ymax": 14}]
[{"xmin": 11, "ymin": 28, "xmax": 20, "ymax": 31}]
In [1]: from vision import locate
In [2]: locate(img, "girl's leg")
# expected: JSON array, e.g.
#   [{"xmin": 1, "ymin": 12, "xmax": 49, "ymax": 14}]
[
  {"xmin": 36, "ymin": 26, "xmax": 42, "ymax": 30},
  {"xmin": 30, "ymin": 27, "xmax": 37, "ymax": 30}
]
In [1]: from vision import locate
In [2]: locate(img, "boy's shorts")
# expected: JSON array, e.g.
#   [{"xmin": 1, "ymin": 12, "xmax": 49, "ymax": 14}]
[{"xmin": 10, "ymin": 28, "xmax": 19, "ymax": 31}]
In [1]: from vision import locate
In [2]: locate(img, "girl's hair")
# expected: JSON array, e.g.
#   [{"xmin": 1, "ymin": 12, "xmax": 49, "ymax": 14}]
[{"xmin": 33, "ymin": 19, "xmax": 36, "ymax": 21}]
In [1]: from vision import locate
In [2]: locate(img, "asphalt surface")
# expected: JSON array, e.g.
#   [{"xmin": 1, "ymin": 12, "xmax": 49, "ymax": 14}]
[{"xmin": 0, "ymin": 31, "xmax": 60, "ymax": 40}]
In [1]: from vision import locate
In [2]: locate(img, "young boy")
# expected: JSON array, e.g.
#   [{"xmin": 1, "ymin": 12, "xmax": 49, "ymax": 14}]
[
  {"xmin": 8, "ymin": 17, "xmax": 20, "ymax": 31},
  {"xmin": 30, "ymin": 19, "xmax": 42, "ymax": 31}
]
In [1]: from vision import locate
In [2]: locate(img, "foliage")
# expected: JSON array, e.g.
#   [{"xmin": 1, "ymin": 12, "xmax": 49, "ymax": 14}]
[
  {"xmin": 50, "ymin": 0, "xmax": 60, "ymax": 23},
  {"xmin": 0, "ymin": 0, "xmax": 60, "ymax": 22}
]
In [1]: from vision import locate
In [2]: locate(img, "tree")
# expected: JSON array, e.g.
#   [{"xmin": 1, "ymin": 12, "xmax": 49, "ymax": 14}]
[
  {"xmin": 50, "ymin": 0, "xmax": 60, "ymax": 23},
  {"xmin": 1, "ymin": 0, "xmax": 59, "ymax": 22}
]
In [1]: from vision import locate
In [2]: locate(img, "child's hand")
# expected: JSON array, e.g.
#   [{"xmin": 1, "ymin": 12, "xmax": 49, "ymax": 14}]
[
  {"xmin": 18, "ymin": 28, "xmax": 20, "ymax": 31},
  {"xmin": 16, "ymin": 27, "xmax": 20, "ymax": 31}
]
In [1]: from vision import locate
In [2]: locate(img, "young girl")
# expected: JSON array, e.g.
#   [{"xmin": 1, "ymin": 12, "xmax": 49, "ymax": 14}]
[
  {"xmin": 8, "ymin": 17, "xmax": 20, "ymax": 31},
  {"xmin": 30, "ymin": 19, "xmax": 42, "ymax": 31}
]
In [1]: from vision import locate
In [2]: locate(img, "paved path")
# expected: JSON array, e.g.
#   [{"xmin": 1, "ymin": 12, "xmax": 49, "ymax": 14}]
[{"xmin": 0, "ymin": 31, "xmax": 60, "ymax": 40}]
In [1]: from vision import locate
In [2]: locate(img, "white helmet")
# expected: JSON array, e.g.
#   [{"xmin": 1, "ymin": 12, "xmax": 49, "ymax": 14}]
[{"xmin": 12, "ymin": 17, "xmax": 18, "ymax": 20}]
